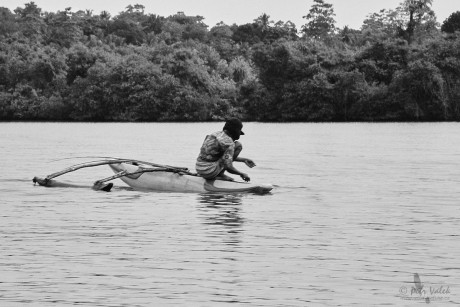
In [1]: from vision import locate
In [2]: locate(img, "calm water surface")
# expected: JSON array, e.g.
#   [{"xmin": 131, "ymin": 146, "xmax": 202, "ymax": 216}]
[{"xmin": 1, "ymin": 122, "xmax": 459, "ymax": 306}]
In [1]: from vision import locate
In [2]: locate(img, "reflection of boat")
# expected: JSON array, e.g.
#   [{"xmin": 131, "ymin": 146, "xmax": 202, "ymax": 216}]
[{"xmin": 109, "ymin": 163, "xmax": 273, "ymax": 194}]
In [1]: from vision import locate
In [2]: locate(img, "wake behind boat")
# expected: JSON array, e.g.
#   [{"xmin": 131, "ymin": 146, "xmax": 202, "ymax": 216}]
[{"xmin": 33, "ymin": 158, "xmax": 273, "ymax": 194}]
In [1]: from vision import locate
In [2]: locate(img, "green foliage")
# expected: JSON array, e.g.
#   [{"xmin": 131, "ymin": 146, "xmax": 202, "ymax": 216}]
[
  {"xmin": 390, "ymin": 60, "xmax": 447, "ymax": 120},
  {"xmin": 329, "ymin": 70, "xmax": 369, "ymax": 121},
  {"xmin": 301, "ymin": 0, "xmax": 336, "ymax": 39},
  {"xmin": 393, "ymin": 0, "xmax": 436, "ymax": 44},
  {"xmin": 252, "ymin": 40, "xmax": 342, "ymax": 120},
  {"xmin": 232, "ymin": 23, "xmax": 263, "ymax": 44},
  {"xmin": 209, "ymin": 22, "xmax": 235, "ymax": 61},
  {"xmin": 361, "ymin": 1, "xmax": 437, "ymax": 44},
  {"xmin": 66, "ymin": 43, "xmax": 97, "ymax": 84},
  {"xmin": 43, "ymin": 8, "xmax": 83, "ymax": 47},
  {"xmin": 441, "ymin": 11, "xmax": 460, "ymax": 33},
  {"xmin": 419, "ymin": 33, "xmax": 460, "ymax": 118},
  {"xmin": 361, "ymin": 9, "xmax": 401, "ymax": 43},
  {"xmin": 0, "ymin": 8, "xmax": 19, "ymax": 37},
  {"xmin": 281, "ymin": 73, "xmax": 335, "ymax": 121},
  {"xmin": 0, "ymin": 2, "xmax": 460, "ymax": 122},
  {"xmin": 356, "ymin": 39, "xmax": 409, "ymax": 84},
  {"xmin": 108, "ymin": 18, "xmax": 145, "ymax": 45},
  {"xmin": 13, "ymin": 2, "xmax": 47, "ymax": 41}
]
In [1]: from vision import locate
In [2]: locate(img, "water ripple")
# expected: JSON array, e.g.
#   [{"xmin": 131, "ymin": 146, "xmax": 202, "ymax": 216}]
[{"xmin": 1, "ymin": 122, "xmax": 460, "ymax": 306}]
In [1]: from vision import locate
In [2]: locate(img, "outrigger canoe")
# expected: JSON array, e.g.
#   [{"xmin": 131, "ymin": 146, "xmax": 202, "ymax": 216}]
[
  {"xmin": 33, "ymin": 158, "xmax": 273, "ymax": 194},
  {"xmin": 108, "ymin": 162, "xmax": 273, "ymax": 193}
]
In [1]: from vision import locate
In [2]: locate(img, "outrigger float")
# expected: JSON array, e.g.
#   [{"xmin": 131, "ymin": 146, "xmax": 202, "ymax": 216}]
[{"xmin": 33, "ymin": 158, "xmax": 273, "ymax": 194}]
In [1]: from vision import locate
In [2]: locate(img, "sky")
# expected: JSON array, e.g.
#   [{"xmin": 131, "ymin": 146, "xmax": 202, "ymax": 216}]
[{"xmin": 2, "ymin": 0, "xmax": 459, "ymax": 29}]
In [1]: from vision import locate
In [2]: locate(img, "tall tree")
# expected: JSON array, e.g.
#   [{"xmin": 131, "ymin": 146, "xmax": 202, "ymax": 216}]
[
  {"xmin": 301, "ymin": 0, "xmax": 336, "ymax": 39},
  {"xmin": 254, "ymin": 13, "xmax": 273, "ymax": 32},
  {"xmin": 441, "ymin": 11, "xmax": 460, "ymax": 33},
  {"xmin": 0, "ymin": 8, "xmax": 19, "ymax": 37},
  {"xmin": 44, "ymin": 8, "xmax": 82, "ymax": 47},
  {"xmin": 362, "ymin": 9, "xmax": 400, "ymax": 41},
  {"xmin": 399, "ymin": 0, "xmax": 435, "ymax": 43},
  {"xmin": 14, "ymin": 2, "xmax": 46, "ymax": 39},
  {"xmin": 14, "ymin": 1, "xmax": 41, "ymax": 17}
]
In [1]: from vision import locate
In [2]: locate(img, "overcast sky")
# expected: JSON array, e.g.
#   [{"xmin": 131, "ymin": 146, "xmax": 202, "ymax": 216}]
[{"xmin": 2, "ymin": 0, "xmax": 459, "ymax": 29}]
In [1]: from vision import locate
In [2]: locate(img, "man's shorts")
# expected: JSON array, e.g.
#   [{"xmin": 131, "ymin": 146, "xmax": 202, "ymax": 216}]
[{"xmin": 196, "ymin": 159, "xmax": 225, "ymax": 179}]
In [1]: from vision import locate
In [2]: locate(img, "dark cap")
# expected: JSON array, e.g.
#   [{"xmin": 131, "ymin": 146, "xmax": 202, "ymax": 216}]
[{"xmin": 223, "ymin": 118, "xmax": 245, "ymax": 135}]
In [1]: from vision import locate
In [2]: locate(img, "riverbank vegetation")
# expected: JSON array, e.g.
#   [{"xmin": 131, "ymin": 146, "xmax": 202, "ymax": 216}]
[{"xmin": 1, "ymin": 1, "xmax": 460, "ymax": 121}]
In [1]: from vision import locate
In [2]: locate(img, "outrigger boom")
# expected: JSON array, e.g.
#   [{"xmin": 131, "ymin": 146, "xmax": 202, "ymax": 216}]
[{"xmin": 33, "ymin": 158, "xmax": 192, "ymax": 192}]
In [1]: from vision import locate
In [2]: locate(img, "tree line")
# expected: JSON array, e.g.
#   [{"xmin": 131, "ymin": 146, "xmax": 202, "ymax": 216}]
[{"xmin": 1, "ymin": 0, "xmax": 460, "ymax": 121}]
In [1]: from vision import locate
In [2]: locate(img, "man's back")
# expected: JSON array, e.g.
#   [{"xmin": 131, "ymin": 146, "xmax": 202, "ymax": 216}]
[{"xmin": 197, "ymin": 131, "xmax": 234, "ymax": 163}]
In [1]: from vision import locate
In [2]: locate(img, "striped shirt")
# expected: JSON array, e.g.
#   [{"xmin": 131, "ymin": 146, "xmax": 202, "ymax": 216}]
[{"xmin": 196, "ymin": 131, "xmax": 235, "ymax": 179}]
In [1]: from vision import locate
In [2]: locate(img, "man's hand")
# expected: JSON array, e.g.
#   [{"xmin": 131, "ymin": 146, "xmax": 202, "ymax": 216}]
[
  {"xmin": 244, "ymin": 159, "xmax": 256, "ymax": 168},
  {"xmin": 240, "ymin": 173, "xmax": 250, "ymax": 182}
]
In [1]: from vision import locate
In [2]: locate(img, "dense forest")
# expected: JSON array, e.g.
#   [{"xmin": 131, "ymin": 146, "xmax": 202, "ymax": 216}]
[{"xmin": 1, "ymin": 0, "xmax": 460, "ymax": 121}]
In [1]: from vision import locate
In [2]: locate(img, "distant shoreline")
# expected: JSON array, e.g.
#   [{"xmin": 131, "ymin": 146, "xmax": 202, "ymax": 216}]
[{"xmin": 2, "ymin": 4, "xmax": 459, "ymax": 122}]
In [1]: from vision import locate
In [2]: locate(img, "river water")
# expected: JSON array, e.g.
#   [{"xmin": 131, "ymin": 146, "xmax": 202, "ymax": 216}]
[{"xmin": 1, "ymin": 122, "xmax": 459, "ymax": 306}]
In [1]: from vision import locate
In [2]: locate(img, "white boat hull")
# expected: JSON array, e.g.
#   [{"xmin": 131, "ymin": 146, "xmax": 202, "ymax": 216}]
[{"xmin": 109, "ymin": 163, "xmax": 273, "ymax": 194}]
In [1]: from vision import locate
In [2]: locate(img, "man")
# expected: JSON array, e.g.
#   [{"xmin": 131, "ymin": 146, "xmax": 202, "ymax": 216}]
[{"xmin": 196, "ymin": 118, "xmax": 256, "ymax": 181}]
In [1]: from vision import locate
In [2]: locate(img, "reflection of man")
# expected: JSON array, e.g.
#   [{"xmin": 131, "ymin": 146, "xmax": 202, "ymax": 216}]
[{"xmin": 196, "ymin": 118, "xmax": 256, "ymax": 181}]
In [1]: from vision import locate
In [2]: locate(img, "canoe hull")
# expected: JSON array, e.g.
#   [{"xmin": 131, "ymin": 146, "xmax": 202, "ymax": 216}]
[{"xmin": 109, "ymin": 163, "xmax": 272, "ymax": 194}]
